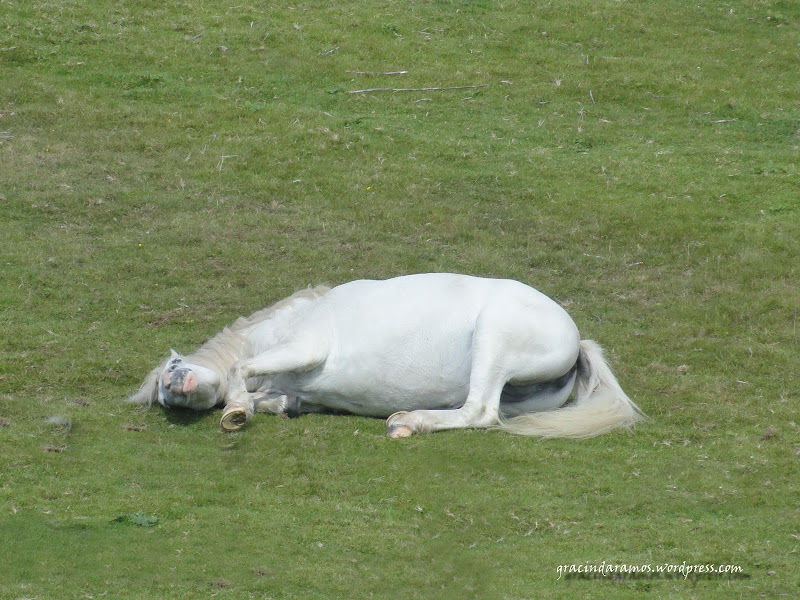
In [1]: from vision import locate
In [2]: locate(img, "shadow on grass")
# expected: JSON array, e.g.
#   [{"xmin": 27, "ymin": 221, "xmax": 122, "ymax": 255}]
[{"xmin": 162, "ymin": 406, "xmax": 214, "ymax": 427}]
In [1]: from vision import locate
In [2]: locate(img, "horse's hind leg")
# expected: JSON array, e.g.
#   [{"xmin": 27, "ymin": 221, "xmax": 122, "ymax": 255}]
[
  {"xmin": 387, "ymin": 303, "xmax": 578, "ymax": 437},
  {"xmin": 387, "ymin": 364, "xmax": 506, "ymax": 437},
  {"xmin": 221, "ymin": 340, "xmax": 327, "ymax": 431},
  {"xmin": 386, "ymin": 318, "xmax": 510, "ymax": 436}
]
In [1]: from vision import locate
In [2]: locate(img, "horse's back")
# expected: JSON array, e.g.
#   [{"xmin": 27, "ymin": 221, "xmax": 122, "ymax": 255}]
[
  {"xmin": 322, "ymin": 273, "xmax": 565, "ymax": 355},
  {"xmin": 326, "ymin": 273, "xmax": 562, "ymax": 319}
]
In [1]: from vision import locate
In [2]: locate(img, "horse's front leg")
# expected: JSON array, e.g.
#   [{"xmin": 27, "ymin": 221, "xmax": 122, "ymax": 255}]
[{"xmin": 221, "ymin": 341, "xmax": 327, "ymax": 431}]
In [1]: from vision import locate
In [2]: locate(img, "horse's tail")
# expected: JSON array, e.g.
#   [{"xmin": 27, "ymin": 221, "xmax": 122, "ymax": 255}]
[{"xmin": 498, "ymin": 340, "xmax": 645, "ymax": 438}]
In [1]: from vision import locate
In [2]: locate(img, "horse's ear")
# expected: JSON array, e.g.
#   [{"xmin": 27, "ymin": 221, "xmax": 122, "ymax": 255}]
[{"xmin": 127, "ymin": 361, "xmax": 163, "ymax": 407}]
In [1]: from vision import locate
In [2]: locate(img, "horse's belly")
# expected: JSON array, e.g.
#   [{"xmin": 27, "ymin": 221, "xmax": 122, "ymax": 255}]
[
  {"xmin": 291, "ymin": 338, "xmax": 474, "ymax": 417},
  {"xmin": 295, "ymin": 384, "xmax": 469, "ymax": 418}
]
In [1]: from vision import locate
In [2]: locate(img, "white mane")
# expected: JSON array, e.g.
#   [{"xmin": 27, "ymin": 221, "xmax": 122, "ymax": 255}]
[
  {"xmin": 190, "ymin": 285, "xmax": 330, "ymax": 374},
  {"xmin": 128, "ymin": 285, "xmax": 330, "ymax": 406}
]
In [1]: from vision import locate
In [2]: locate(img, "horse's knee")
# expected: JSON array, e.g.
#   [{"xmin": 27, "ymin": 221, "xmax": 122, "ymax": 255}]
[{"xmin": 229, "ymin": 359, "xmax": 249, "ymax": 382}]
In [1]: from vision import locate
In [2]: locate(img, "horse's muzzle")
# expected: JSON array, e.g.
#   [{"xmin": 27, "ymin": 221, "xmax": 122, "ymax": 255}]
[{"xmin": 162, "ymin": 368, "xmax": 199, "ymax": 395}]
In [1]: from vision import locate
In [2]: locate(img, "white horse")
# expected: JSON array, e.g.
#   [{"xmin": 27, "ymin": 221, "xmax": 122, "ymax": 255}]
[{"xmin": 129, "ymin": 273, "xmax": 644, "ymax": 438}]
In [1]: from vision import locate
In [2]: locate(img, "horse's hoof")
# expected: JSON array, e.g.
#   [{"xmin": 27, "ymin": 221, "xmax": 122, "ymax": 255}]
[
  {"xmin": 388, "ymin": 425, "xmax": 414, "ymax": 438},
  {"xmin": 386, "ymin": 412, "xmax": 414, "ymax": 438},
  {"xmin": 220, "ymin": 408, "xmax": 248, "ymax": 432}
]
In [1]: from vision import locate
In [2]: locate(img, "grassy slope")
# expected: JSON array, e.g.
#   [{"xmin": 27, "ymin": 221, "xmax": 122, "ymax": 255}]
[{"xmin": 1, "ymin": 1, "xmax": 798, "ymax": 598}]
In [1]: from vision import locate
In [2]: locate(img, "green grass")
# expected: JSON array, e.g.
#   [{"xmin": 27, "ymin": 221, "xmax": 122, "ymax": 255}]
[{"xmin": 1, "ymin": 0, "xmax": 798, "ymax": 597}]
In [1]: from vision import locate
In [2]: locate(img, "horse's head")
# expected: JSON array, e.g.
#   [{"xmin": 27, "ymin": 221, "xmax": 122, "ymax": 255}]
[{"xmin": 153, "ymin": 350, "xmax": 222, "ymax": 410}]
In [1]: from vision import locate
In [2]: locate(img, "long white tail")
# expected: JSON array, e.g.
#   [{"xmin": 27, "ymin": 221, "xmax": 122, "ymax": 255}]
[{"xmin": 498, "ymin": 340, "xmax": 645, "ymax": 438}]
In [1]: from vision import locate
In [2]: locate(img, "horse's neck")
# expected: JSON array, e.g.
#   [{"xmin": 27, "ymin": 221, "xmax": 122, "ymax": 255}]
[
  {"xmin": 187, "ymin": 285, "xmax": 329, "ymax": 381},
  {"xmin": 242, "ymin": 319, "xmax": 286, "ymax": 356},
  {"xmin": 238, "ymin": 287, "xmax": 329, "ymax": 355},
  {"xmin": 189, "ymin": 328, "xmax": 255, "ymax": 377}
]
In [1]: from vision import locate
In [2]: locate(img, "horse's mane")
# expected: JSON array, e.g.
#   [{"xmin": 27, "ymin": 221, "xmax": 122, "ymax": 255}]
[
  {"xmin": 190, "ymin": 285, "xmax": 330, "ymax": 372},
  {"xmin": 128, "ymin": 285, "xmax": 330, "ymax": 406}
]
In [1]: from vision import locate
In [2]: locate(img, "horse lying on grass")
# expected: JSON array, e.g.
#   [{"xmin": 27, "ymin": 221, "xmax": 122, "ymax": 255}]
[{"xmin": 129, "ymin": 273, "xmax": 644, "ymax": 438}]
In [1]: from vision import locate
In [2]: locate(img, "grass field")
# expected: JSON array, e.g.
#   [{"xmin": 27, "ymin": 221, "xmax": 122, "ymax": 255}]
[{"xmin": 1, "ymin": 0, "xmax": 798, "ymax": 598}]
